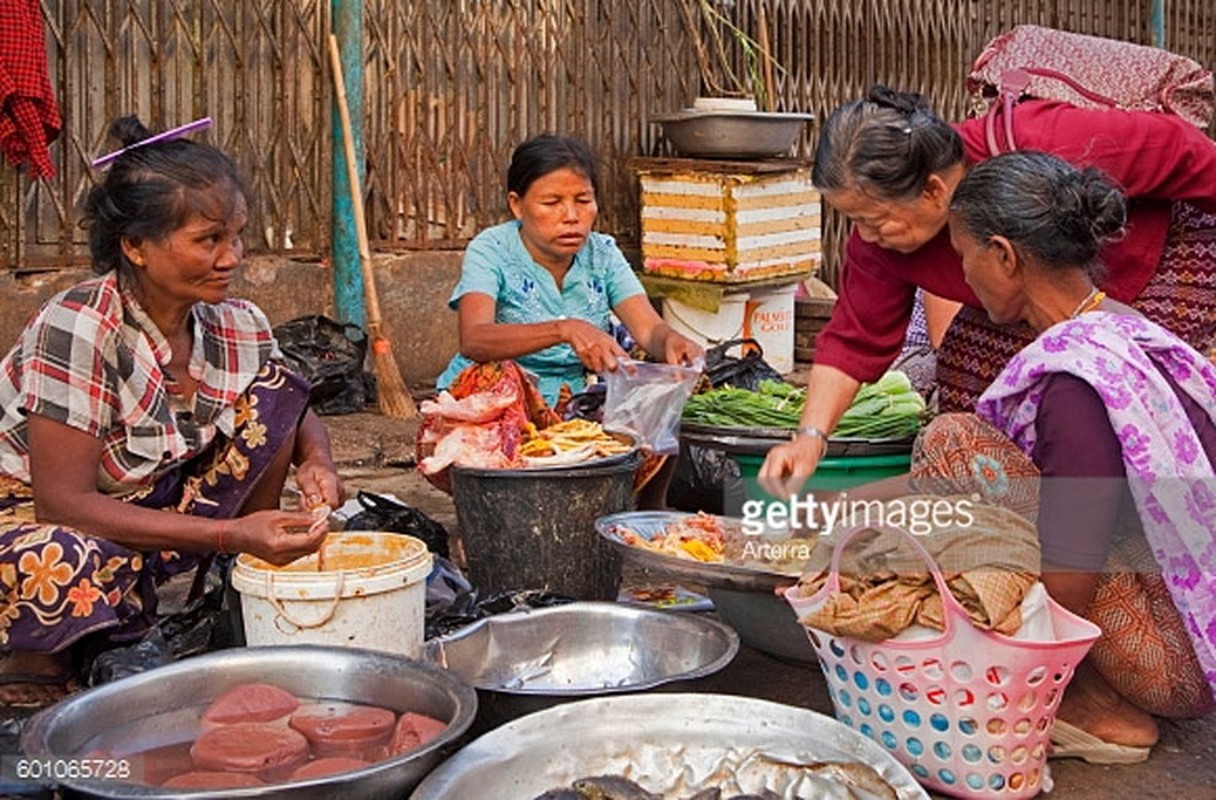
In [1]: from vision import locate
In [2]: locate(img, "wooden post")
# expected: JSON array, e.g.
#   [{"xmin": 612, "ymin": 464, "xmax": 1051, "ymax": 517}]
[{"xmin": 331, "ymin": 0, "xmax": 364, "ymax": 327}]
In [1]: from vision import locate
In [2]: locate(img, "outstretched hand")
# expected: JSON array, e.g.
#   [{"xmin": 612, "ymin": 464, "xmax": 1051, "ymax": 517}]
[
  {"xmin": 661, "ymin": 332, "xmax": 704, "ymax": 369},
  {"xmin": 295, "ymin": 456, "xmax": 346, "ymax": 512},
  {"xmin": 757, "ymin": 436, "xmax": 824, "ymax": 500},
  {"xmin": 559, "ymin": 318, "xmax": 631, "ymax": 374},
  {"xmin": 226, "ymin": 509, "xmax": 329, "ymax": 566}
]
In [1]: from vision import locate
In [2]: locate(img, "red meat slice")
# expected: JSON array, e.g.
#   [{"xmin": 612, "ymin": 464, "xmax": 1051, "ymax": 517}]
[
  {"xmin": 190, "ymin": 722, "xmax": 310, "ymax": 776},
  {"xmin": 201, "ymin": 683, "xmax": 300, "ymax": 725},
  {"xmin": 389, "ymin": 712, "xmax": 448, "ymax": 756},
  {"xmin": 162, "ymin": 771, "xmax": 265, "ymax": 789},
  {"xmin": 136, "ymin": 742, "xmax": 196, "ymax": 786},
  {"xmin": 290, "ymin": 757, "xmax": 372, "ymax": 780},
  {"xmin": 289, "ymin": 702, "xmax": 396, "ymax": 758}
]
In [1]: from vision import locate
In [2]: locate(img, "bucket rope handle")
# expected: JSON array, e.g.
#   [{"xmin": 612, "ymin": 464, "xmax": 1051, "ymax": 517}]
[
  {"xmin": 664, "ymin": 300, "xmax": 745, "ymax": 344},
  {"xmin": 265, "ymin": 570, "xmax": 345, "ymax": 632},
  {"xmin": 808, "ymin": 522, "xmax": 970, "ymax": 637}
]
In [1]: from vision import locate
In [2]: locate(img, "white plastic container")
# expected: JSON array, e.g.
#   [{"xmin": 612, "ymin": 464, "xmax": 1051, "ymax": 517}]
[
  {"xmin": 662, "ymin": 292, "xmax": 748, "ymax": 356},
  {"xmin": 231, "ymin": 531, "xmax": 433, "ymax": 658},
  {"xmin": 744, "ymin": 283, "xmax": 798, "ymax": 373}
]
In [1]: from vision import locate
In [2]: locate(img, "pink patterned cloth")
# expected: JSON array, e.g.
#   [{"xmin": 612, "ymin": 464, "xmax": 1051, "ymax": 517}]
[{"xmin": 975, "ymin": 311, "xmax": 1216, "ymax": 695}]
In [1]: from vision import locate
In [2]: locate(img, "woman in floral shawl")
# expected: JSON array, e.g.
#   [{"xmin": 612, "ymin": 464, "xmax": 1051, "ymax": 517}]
[{"xmin": 912, "ymin": 151, "xmax": 1216, "ymax": 764}]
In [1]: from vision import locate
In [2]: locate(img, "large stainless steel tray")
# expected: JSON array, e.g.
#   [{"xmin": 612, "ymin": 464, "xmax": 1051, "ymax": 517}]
[
  {"xmin": 20, "ymin": 645, "xmax": 477, "ymax": 800},
  {"xmin": 409, "ymin": 693, "xmax": 929, "ymax": 799},
  {"xmin": 596, "ymin": 510, "xmax": 813, "ymax": 593},
  {"xmin": 423, "ymin": 603, "xmax": 738, "ymax": 733},
  {"xmin": 424, "ymin": 602, "xmax": 737, "ymax": 697}
]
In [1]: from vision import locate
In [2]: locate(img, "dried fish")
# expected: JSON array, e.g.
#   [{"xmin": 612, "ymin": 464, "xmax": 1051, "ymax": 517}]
[
  {"xmin": 680, "ymin": 789, "xmax": 722, "ymax": 800},
  {"xmin": 531, "ymin": 790, "xmax": 584, "ymax": 800},
  {"xmin": 572, "ymin": 775, "xmax": 662, "ymax": 800},
  {"xmin": 802, "ymin": 762, "xmax": 898, "ymax": 800}
]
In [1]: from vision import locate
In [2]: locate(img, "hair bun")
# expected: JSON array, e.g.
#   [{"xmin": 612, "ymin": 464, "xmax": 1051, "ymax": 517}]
[
  {"xmin": 867, "ymin": 85, "xmax": 927, "ymax": 116},
  {"xmin": 108, "ymin": 115, "xmax": 152, "ymax": 148}
]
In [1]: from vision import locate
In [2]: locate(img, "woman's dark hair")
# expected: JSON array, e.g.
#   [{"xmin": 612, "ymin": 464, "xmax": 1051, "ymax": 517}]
[
  {"xmin": 813, "ymin": 85, "xmax": 963, "ymax": 200},
  {"xmin": 507, "ymin": 134, "xmax": 599, "ymax": 198},
  {"xmin": 83, "ymin": 116, "xmax": 244, "ymax": 275},
  {"xmin": 950, "ymin": 150, "xmax": 1126, "ymax": 273}
]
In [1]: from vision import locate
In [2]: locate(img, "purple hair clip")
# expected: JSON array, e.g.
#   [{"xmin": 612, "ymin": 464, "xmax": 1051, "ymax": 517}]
[{"xmin": 90, "ymin": 117, "xmax": 213, "ymax": 169}]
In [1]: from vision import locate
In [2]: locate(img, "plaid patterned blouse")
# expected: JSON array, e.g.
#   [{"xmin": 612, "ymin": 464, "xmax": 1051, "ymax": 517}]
[{"xmin": 0, "ymin": 272, "xmax": 280, "ymax": 492}]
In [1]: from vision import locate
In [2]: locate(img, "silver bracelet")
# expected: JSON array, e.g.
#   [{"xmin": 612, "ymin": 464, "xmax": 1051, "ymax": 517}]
[{"xmin": 794, "ymin": 424, "xmax": 828, "ymax": 443}]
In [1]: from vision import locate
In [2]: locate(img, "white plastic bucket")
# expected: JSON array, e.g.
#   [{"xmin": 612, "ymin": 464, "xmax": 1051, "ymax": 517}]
[
  {"xmin": 745, "ymin": 283, "xmax": 797, "ymax": 373},
  {"xmin": 230, "ymin": 531, "xmax": 433, "ymax": 658},
  {"xmin": 662, "ymin": 292, "xmax": 748, "ymax": 356}
]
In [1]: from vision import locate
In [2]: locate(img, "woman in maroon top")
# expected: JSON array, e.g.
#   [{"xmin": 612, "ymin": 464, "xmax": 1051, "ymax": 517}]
[{"xmin": 758, "ymin": 86, "xmax": 1216, "ymax": 499}]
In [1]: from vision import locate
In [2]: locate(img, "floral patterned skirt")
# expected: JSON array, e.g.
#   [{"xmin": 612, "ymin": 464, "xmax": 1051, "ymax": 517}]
[
  {"xmin": 0, "ymin": 361, "xmax": 310, "ymax": 654},
  {"xmin": 911, "ymin": 413, "xmax": 1214, "ymax": 716}
]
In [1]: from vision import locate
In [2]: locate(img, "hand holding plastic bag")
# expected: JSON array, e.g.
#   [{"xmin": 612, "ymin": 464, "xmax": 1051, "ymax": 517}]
[{"xmin": 602, "ymin": 359, "xmax": 701, "ymax": 455}]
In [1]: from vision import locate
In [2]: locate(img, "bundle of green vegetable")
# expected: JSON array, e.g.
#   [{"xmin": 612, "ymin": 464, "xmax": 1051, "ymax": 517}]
[{"xmin": 681, "ymin": 371, "xmax": 927, "ymax": 439}]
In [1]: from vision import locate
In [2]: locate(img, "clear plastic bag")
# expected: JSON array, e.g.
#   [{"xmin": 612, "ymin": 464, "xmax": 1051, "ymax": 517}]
[{"xmin": 602, "ymin": 359, "xmax": 701, "ymax": 455}]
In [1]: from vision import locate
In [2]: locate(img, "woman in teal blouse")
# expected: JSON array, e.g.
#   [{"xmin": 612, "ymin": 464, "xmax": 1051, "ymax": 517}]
[{"xmin": 438, "ymin": 134, "xmax": 702, "ymax": 404}]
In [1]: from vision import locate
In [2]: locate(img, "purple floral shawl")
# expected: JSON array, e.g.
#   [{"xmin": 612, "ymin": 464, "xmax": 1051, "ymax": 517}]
[{"xmin": 975, "ymin": 311, "xmax": 1216, "ymax": 694}]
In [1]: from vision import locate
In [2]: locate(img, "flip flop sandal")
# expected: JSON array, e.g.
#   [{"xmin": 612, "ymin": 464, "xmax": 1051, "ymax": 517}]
[
  {"xmin": 0, "ymin": 672, "xmax": 76, "ymax": 709},
  {"xmin": 1049, "ymin": 719, "xmax": 1153, "ymax": 765}
]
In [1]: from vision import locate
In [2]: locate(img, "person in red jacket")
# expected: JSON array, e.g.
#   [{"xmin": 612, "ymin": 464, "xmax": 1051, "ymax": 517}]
[{"xmin": 759, "ymin": 85, "xmax": 1216, "ymax": 499}]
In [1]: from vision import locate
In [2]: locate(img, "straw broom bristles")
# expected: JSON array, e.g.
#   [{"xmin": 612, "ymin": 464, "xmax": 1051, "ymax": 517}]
[{"xmin": 328, "ymin": 35, "xmax": 417, "ymax": 419}]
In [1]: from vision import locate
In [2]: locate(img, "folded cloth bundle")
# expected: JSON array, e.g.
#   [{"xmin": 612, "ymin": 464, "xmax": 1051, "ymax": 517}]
[{"xmin": 790, "ymin": 498, "xmax": 1040, "ymax": 641}]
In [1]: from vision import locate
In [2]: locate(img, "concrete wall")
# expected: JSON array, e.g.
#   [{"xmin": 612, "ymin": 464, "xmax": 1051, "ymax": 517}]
[{"xmin": 0, "ymin": 251, "xmax": 463, "ymax": 389}]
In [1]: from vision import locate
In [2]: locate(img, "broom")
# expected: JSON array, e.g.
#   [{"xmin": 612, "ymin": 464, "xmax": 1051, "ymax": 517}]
[{"xmin": 328, "ymin": 34, "xmax": 417, "ymax": 419}]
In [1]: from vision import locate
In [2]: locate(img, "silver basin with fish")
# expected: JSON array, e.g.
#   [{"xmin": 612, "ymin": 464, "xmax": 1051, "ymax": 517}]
[
  {"xmin": 20, "ymin": 645, "xmax": 477, "ymax": 799},
  {"xmin": 595, "ymin": 510, "xmax": 811, "ymax": 594},
  {"xmin": 595, "ymin": 511, "xmax": 819, "ymax": 665},
  {"xmin": 423, "ymin": 602, "xmax": 738, "ymax": 732},
  {"xmin": 409, "ymin": 693, "xmax": 929, "ymax": 799}
]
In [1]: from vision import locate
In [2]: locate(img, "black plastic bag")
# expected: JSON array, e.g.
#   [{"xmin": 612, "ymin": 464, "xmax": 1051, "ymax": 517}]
[
  {"xmin": 343, "ymin": 491, "xmax": 450, "ymax": 558},
  {"xmin": 703, "ymin": 337, "xmax": 785, "ymax": 390},
  {"xmin": 425, "ymin": 586, "xmax": 574, "ymax": 640},
  {"xmin": 85, "ymin": 573, "xmax": 231, "ymax": 687},
  {"xmin": 561, "ymin": 381, "xmax": 605, "ymax": 422},
  {"xmin": 666, "ymin": 441, "xmax": 743, "ymax": 515},
  {"xmin": 273, "ymin": 315, "xmax": 375, "ymax": 415}
]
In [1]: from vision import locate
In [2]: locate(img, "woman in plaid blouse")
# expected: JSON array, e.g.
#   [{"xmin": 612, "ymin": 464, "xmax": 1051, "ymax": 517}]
[{"xmin": 0, "ymin": 116, "xmax": 344, "ymax": 706}]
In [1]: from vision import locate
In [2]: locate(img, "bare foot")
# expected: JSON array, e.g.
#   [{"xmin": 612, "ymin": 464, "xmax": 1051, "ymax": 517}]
[
  {"xmin": 1057, "ymin": 661, "xmax": 1158, "ymax": 748},
  {"xmin": 0, "ymin": 650, "xmax": 74, "ymax": 708}
]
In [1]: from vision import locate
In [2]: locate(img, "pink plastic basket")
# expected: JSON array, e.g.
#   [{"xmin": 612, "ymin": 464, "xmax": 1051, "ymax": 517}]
[{"xmin": 785, "ymin": 524, "xmax": 1101, "ymax": 799}]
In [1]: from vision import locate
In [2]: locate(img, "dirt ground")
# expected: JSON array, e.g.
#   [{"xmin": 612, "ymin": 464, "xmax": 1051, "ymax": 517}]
[{"xmin": 319, "ymin": 411, "xmax": 1216, "ymax": 800}]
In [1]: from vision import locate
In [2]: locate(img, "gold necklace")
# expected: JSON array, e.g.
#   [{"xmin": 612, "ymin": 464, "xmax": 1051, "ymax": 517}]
[{"xmin": 1069, "ymin": 287, "xmax": 1106, "ymax": 319}]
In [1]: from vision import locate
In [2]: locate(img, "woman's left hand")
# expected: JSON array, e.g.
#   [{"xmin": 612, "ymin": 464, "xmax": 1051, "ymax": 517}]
[
  {"xmin": 295, "ymin": 457, "xmax": 346, "ymax": 511},
  {"xmin": 662, "ymin": 333, "xmax": 704, "ymax": 369}
]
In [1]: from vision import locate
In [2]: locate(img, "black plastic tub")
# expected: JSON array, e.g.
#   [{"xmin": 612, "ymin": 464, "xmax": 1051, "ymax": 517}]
[{"xmin": 450, "ymin": 450, "xmax": 643, "ymax": 600}]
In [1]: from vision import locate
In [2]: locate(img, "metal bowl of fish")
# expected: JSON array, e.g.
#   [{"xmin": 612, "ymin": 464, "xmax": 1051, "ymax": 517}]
[
  {"xmin": 595, "ymin": 511, "xmax": 816, "ymax": 593},
  {"xmin": 20, "ymin": 645, "xmax": 477, "ymax": 799},
  {"xmin": 409, "ymin": 693, "xmax": 929, "ymax": 799},
  {"xmin": 422, "ymin": 602, "xmax": 739, "ymax": 731}
]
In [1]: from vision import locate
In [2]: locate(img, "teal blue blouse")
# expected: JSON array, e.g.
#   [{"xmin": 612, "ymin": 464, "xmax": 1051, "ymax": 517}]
[{"xmin": 437, "ymin": 220, "xmax": 645, "ymax": 403}]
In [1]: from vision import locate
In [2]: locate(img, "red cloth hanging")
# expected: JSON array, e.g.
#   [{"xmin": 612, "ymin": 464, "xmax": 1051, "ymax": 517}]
[{"xmin": 0, "ymin": 0, "xmax": 61, "ymax": 179}]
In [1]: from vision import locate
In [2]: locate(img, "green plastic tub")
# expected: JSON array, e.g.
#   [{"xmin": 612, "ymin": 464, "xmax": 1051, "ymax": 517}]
[
  {"xmin": 717, "ymin": 448, "xmax": 913, "ymax": 664},
  {"xmin": 730, "ymin": 451, "xmax": 912, "ymax": 493}
]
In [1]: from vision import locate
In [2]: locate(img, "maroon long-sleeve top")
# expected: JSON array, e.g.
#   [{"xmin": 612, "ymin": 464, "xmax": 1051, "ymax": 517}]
[{"xmin": 813, "ymin": 99, "xmax": 1216, "ymax": 384}]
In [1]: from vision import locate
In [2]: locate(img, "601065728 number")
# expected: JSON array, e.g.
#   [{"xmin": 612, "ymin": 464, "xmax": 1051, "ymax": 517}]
[{"xmin": 3, "ymin": 756, "xmax": 135, "ymax": 784}]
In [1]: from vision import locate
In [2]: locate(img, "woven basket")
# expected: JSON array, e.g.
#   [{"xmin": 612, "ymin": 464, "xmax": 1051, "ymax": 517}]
[{"xmin": 786, "ymin": 524, "xmax": 1101, "ymax": 799}]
